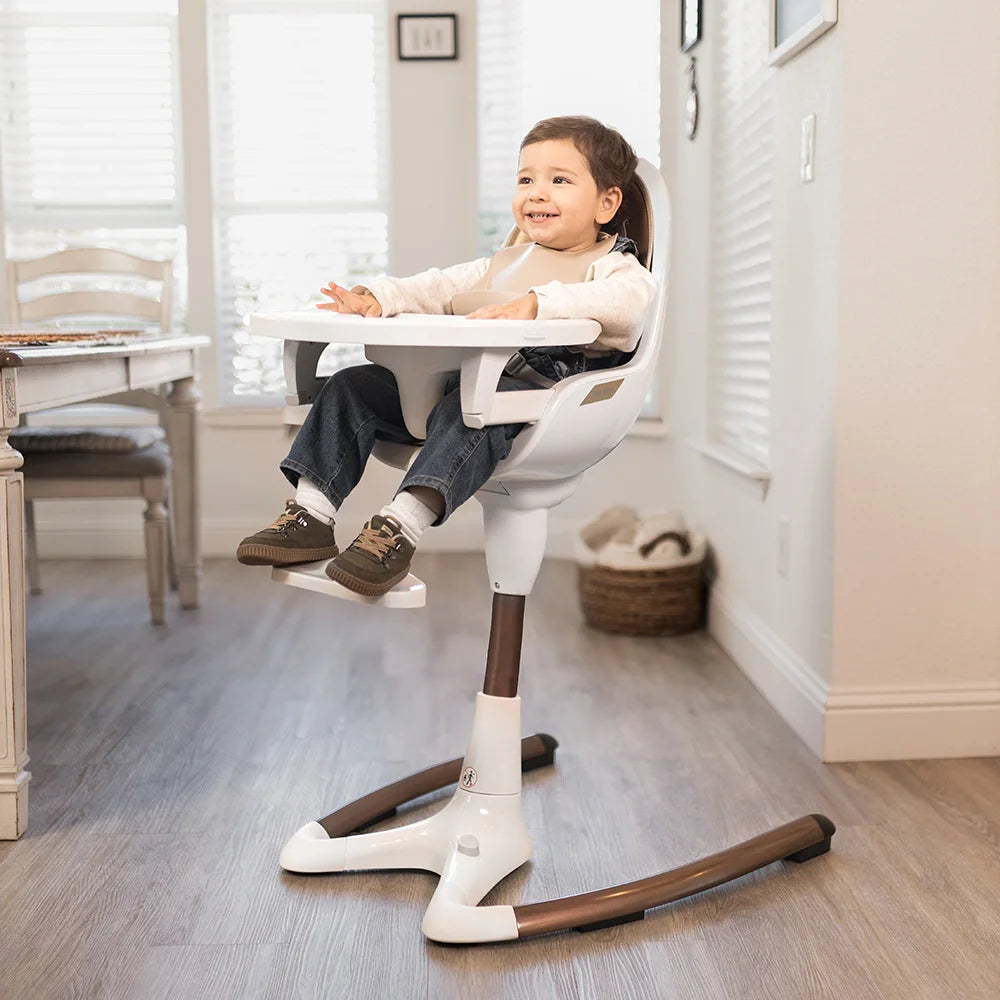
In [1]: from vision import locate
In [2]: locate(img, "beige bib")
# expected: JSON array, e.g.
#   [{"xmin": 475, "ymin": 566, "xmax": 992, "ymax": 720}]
[{"xmin": 450, "ymin": 232, "xmax": 617, "ymax": 315}]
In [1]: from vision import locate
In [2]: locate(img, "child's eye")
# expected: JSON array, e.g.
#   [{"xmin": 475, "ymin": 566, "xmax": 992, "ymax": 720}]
[
  {"xmin": 518, "ymin": 176, "xmax": 532, "ymax": 184},
  {"xmin": 553, "ymin": 176, "xmax": 570, "ymax": 184}
]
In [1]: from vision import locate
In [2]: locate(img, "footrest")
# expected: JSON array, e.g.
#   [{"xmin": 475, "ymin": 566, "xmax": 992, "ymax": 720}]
[{"xmin": 271, "ymin": 560, "xmax": 426, "ymax": 608}]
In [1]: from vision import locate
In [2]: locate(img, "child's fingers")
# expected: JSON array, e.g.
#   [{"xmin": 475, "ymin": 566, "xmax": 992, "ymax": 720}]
[
  {"xmin": 469, "ymin": 305, "xmax": 501, "ymax": 319},
  {"xmin": 321, "ymin": 282, "xmax": 353, "ymax": 305}
]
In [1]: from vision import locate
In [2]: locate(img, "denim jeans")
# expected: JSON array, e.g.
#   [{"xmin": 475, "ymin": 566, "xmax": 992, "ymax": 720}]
[{"xmin": 280, "ymin": 363, "xmax": 544, "ymax": 524}]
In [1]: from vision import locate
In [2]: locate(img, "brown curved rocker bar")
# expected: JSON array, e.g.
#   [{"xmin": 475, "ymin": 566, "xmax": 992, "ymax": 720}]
[
  {"xmin": 513, "ymin": 813, "xmax": 835, "ymax": 938},
  {"xmin": 318, "ymin": 732, "xmax": 559, "ymax": 838},
  {"xmin": 309, "ymin": 591, "xmax": 834, "ymax": 944}
]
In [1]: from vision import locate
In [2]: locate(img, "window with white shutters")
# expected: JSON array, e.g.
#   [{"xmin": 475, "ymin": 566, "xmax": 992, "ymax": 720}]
[
  {"xmin": 209, "ymin": 0, "xmax": 388, "ymax": 401},
  {"xmin": 0, "ymin": 0, "xmax": 186, "ymax": 323},
  {"xmin": 708, "ymin": 0, "xmax": 774, "ymax": 466}
]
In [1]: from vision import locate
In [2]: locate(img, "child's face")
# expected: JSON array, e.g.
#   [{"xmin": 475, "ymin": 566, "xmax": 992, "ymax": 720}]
[{"xmin": 514, "ymin": 138, "xmax": 622, "ymax": 252}]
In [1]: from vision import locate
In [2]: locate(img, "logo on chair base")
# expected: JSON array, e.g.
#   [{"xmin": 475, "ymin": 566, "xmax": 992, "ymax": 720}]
[{"xmin": 460, "ymin": 766, "xmax": 478, "ymax": 788}]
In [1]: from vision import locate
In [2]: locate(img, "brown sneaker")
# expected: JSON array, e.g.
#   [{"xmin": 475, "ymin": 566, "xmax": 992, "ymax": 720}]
[
  {"xmin": 236, "ymin": 500, "xmax": 338, "ymax": 566},
  {"xmin": 324, "ymin": 514, "xmax": 415, "ymax": 596}
]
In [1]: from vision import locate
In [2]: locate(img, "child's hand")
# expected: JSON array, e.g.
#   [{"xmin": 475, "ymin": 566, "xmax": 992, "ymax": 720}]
[
  {"xmin": 467, "ymin": 292, "xmax": 538, "ymax": 321},
  {"xmin": 317, "ymin": 282, "xmax": 383, "ymax": 318}
]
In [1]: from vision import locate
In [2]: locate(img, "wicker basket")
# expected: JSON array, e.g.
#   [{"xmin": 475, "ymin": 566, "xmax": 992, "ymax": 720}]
[{"xmin": 577, "ymin": 530, "xmax": 705, "ymax": 636}]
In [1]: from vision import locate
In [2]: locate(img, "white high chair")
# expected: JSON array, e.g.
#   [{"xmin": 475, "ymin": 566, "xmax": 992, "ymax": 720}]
[{"xmin": 249, "ymin": 160, "xmax": 834, "ymax": 944}]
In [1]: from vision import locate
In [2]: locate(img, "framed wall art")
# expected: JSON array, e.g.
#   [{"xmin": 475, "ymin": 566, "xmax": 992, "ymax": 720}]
[
  {"xmin": 769, "ymin": 0, "xmax": 837, "ymax": 66},
  {"xmin": 397, "ymin": 13, "xmax": 458, "ymax": 61},
  {"xmin": 681, "ymin": 0, "xmax": 702, "ymax": 53}
]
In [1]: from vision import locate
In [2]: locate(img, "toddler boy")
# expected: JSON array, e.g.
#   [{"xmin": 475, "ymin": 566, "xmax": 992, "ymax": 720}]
[{"xmin": 237, "ymin": 115, "xmax": 656, "ymax": 596}]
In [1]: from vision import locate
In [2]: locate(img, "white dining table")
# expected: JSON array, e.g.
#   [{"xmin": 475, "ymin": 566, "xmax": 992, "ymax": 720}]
[{"xmin": 0, "ymin": 332, "xmax": 209, "ymax": 838}]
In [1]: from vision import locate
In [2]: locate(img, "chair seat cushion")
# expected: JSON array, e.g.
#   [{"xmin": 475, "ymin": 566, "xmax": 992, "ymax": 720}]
[
  {"xmin": 17, "ymin": 441, "xmax": 171, "ymax": 478},
  {"xmin": 9, "ymin": 426, "xmax": 165, "ymax": 454}
]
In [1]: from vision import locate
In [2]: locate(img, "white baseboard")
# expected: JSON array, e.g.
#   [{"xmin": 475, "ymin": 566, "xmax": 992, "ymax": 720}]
[
  {"xmin": 708, "ymin": 586, "xmax": 828, "ymax": 758},
  {"xmin": 709, "ymin": 586, "xmax": 1000, "ymax": 762},
  {"xmin": 823, "ymin": 684, "xmax": 1000, "ymax": 762}
]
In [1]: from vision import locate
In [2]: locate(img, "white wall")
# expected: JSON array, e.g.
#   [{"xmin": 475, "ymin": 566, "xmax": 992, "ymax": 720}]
[
  {"xmin": 663, "ymin": 0, "xmax": 1000, "ymax": 761},
  {"xmin": 661, "ymin": 2, "xmax": 841, "ymax": 756},
  {"xmin": 826, "ymin": 0, "xmax": 1000, "ymax": 759}
]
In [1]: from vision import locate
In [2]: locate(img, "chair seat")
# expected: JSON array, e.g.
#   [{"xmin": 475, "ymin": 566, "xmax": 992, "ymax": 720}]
[
  {"xmin": 10, "ymin": 425, "xmax": 165, "ymax": 455},
  {"xmin": 16, "ymin": 441, "xmax": 171, "ymax": 478}
]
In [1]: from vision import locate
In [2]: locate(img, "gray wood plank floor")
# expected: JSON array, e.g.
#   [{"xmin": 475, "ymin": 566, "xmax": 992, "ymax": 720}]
[{"xmin": 1, "ymin": 555, "xmax": 998, "ymax": 1000}]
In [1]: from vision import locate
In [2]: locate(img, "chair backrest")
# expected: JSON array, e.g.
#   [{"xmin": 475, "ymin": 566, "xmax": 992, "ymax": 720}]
[
  {"xmin": 6, "ymin": 247, "xmax": 173, "ymax": 333},
  {"xmin": 488, "ymin": 158, "xmax": 670, "ymax": 484}
]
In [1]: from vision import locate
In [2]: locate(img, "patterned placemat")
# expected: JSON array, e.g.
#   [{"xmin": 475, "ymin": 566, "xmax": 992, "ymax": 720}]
[{"xmin": 0, "ymin": 329, "xmax": 154, "ymax": 348}]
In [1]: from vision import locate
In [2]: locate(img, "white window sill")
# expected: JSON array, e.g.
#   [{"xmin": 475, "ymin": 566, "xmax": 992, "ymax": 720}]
[{"xmin": 690, "ymin": 440, "xmax": 772, "ymax": 492}]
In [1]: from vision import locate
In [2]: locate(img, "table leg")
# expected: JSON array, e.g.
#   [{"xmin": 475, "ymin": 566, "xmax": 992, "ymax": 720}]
[
  {"xmin": 165, "ymin": 376, "xmax": 202, "ymax": 609},
  {"xmin": 0, "ymin": 371, "xmax": 29, "ymax": 838}
]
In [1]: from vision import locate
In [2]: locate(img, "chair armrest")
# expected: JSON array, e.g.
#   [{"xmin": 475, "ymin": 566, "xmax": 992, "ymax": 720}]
[
  {"xmin": 282, "ymin": 337, "xmax": 556, "ymax": 432},
  {"xmin": 283, "ymin": 340, "xmax": 327, "ymax": 405},
  {"xmin": 458, "ymin": 347, "xmax": 552, "ymax": 428}
]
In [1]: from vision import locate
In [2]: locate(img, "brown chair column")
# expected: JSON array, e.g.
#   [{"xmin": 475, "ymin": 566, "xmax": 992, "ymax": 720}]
[{"xmin": 482, "ymin": 593, "xmax": 524, "ymax": 698}]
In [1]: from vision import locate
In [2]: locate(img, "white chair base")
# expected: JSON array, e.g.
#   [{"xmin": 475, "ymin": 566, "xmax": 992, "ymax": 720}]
[
  {"xmin": 280, "ymin": 693, "xmax": 530, "ymax": 944},
  {"xmin": 277, "ymin": 678, "xmax": 835, "ymax": 945}
]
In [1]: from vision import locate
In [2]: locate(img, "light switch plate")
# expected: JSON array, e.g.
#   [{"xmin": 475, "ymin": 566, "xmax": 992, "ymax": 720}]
[{"xmin": 801, "ymin": 114, "xmax": 816, "ymax": 183}]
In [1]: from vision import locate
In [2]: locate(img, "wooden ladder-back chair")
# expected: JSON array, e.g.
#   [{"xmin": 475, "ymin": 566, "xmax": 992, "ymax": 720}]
[{"xmin": 5, "ymin": 248, "xmax": 176, "ymax": 624}]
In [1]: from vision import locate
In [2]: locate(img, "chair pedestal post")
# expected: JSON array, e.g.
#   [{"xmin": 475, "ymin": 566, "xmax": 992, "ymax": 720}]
[{"xmin": 483, "ymin": 594, "xmax": 524, "ymax": 697}]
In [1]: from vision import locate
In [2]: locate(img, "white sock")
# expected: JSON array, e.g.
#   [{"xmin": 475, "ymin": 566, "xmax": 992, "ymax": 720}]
[
  {"xmin": 381, "ymin": 491, "xmax": 439, "ymax": 546},
  {"xmin": 294, "ymin": 477, "xmax": 336, "ymax": 525}
]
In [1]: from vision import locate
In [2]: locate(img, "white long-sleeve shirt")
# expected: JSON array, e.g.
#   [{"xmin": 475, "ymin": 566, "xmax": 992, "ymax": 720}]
[{"xmin": 363, "ymin": 247, "xmax": 657, "ymax": 355}]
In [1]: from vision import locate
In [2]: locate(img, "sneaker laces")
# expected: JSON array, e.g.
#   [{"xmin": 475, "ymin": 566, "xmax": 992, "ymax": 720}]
[
  {"xmin": 352, "ymin": 520, "xmax": 400, "ymax": 561},
  {"xmin": 267, "ymin": 501, "xmax": 306, "ymax": 533}
]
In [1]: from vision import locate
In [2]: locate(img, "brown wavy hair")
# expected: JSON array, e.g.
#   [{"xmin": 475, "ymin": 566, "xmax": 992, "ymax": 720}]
[{"xmin": 520, "ymin": 116, "xmax": 638, "ymax": 232}]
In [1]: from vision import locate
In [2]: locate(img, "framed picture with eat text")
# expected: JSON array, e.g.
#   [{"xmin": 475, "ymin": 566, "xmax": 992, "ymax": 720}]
[{"xmin": 397, "ymin": 13, "xmax": 458, "ymax": 61}]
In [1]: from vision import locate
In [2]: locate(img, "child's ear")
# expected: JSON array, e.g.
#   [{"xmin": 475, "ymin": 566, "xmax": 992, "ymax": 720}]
[{"xmin": 595, "ymin": 186, "xmax": 623, "ymax": 226}]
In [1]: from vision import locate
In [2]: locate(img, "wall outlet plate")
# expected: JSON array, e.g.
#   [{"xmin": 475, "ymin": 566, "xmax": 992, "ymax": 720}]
[{"xmin": 778, "ymin": 518, "xmax": 791, "ymax": 579}]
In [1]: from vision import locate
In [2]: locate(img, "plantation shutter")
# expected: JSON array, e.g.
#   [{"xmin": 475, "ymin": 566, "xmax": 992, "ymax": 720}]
[
  {"xmin": 708, "ymin": 0, "xmax": 774, "ymax": 465},
  {"xmin": 210, "ymin": 0, "xmax": 388, "ymax": 400},
  {"xmin": 0, "ymin": 0, "xmax": 185, "ymax": 321}
]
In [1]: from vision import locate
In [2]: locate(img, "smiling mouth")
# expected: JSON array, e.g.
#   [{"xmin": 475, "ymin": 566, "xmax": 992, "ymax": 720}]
[{"xmin": 526, "ymin": 212, "xmax": 558, "ymax": 221}]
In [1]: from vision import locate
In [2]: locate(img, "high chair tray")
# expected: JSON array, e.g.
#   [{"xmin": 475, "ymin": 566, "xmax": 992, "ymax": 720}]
[
  {"xmin": 249, "ymin": 310, "xmax": 599, "ymax": 347},
  {"xmin": 271, "ymin": 561, "xmax": 426, "ymax": 608}
]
